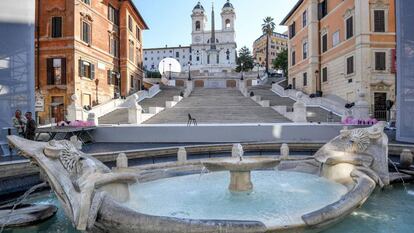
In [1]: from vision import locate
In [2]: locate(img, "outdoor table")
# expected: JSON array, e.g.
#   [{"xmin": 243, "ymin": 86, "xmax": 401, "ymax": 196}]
[{"xmin": 35, "ymin": 126, "xmax": 96, "ymax": 144}]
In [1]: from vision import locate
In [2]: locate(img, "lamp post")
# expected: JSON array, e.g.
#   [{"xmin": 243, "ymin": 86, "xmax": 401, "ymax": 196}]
[
  {"xmin": 169, "ymin": 63, "xmax": 172, "ymax": 80},
  {"xmin": 116, "ymin": 72, "xmax": 120, "ymax": 99},
  {"xmin": 315, "ymin": 70, "xmax": 320, "ymax": 96},
  {"xmin": 95, "ymin": 78, "xmax": 100, "ymax": 105},
  {"xmin": 240, "ymin": 62, "xmax": 244, "ymax": 80},
  {"xmin": 162, "ymin": 60, "xmax": 165, "ymax": 78},
  {"xmin": 188, "ymin": 61, "xmax": 192, "ymax": 81}
]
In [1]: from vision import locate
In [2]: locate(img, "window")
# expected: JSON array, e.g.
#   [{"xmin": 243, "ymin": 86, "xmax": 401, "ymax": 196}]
[
  {"xmin": 292, "ymin": 78, "xmax": 296, "ymax": 89},
  {"xmin": 176, "ymin": 52, "xmax": 179, "ymax": 58},
  {"xmin": 82, "ymin": 21, "xmax": 91, "ymax": 44},
  {"xmin": 47, "ymin": 58, "xmax": 66, "ymax": 85},
  {"xmin": 346, "ymin": 16, "xmax": 354, "ymax": 39},
  {"xmin": 136, "ymin": 47, "xmax": 141, "ymax": 67},
  {"xmin": 302, "ymin": 41, "xmax": 308, "ymax": 59},
  {"xmin": 82, "ymin": 0, "xmax": 90, "ymax": 4},
  {"xmin": 196, "ymin": 56, "xmax": 200, "ymax": 61},
  {"xmin": 51, "ymin": 17, "xmax": 62, "ymax": 38},
  {"xmin": 303, "ymin": 73, "xmax": 307, "ymax": 86},
  {"xmin": 302, "ymin": 10, "xmax": 307, "ymax": 27},
  {"xmin": 291, "ymin": 51, "xmax": 296, "ymax": 66},
  {"xmin": 107, "ymin": 70, "xmax": 118, "ymax": 85},
  {"xmin": 322, "ymin": 33, "xmax": 328, "ymax": 53},
  {"xmin": 374, "ymin": 10, "xmax": 385, "ymax": 32},
  {"xmin": 79, "ymin": 60, "xmax": 95, "ymax": 80},
  {"xmin": 130, "ymin": 76, "xmax": 134, "ymax": 88},
  {"xmin": 332, "ymin": 31, "xmax": 340, "ymax": 47},
  {"xmin": 375, "ymin": 52, "xmax": 386, "ymax": 71},
  {"xmin": 108, "ymin": 4, "xmax": 119, "ymax": 25},
  {"xmin": 129, "ymin": 40, "xmax": 134, "ymax": 62},
  {"xmin": 109, "ymin": 36, "xmax": 119, "ymax": 57},
  {"xmin": 128, "ymin": 15, "xmax": 133, "ymax": 31},
  {"xmin": 289, "ymin": 22, "xmax": 296, "ymax": 39},
  {"xmin": 225, "ymin": 19, "xmax": 231, "ymax": 28},
  {"xmin": 318, "ymin": 0, "xmax": 328, "ymax": 19},
  {"xmin": 346, "ymin": 56, "xmax": 354, "ymax": 75},
  {"xmin": 322, "ymin": 67, "xmax": 328, "ymax": 82},
  {"xmin": 136, "ymin": 26, "xmax": 141, "ymax": 41},
  {"xmin": 195, "ymin": 21, "xmax": 201, "ymax": 31}
]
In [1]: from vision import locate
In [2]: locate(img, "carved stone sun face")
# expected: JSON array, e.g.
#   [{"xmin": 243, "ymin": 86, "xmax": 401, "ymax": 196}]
[{"xmin": 346, "ymin": 129, "xmax": 370, "ymax": 153}]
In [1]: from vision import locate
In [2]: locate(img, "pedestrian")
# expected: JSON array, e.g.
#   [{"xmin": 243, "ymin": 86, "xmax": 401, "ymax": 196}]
[
  {"xmin": 24, "ymin": 112, "xmax": 37, "ymax": 140},
  {"xmin": 12, "ymin": 110, "xmax": 26, "ymax": 137}
]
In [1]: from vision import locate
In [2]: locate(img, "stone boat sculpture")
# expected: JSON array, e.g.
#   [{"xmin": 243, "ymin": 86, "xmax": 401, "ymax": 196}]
[{"xmin": 7, "ymin": 122, "xmax": 389, "ymax": 233}]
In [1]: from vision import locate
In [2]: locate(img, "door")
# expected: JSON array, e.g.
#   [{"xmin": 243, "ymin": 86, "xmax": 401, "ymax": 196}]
[
  {"xmin": 51, "ymin": 96, "xmax": 65, "ymax": 123},
  {"xmin": 82, "ymin": 94, "xmax": 92, "ymax": 108},
  {"xmin": 374, "ymin": 92, "xmax": 387, "ymax": 120}
]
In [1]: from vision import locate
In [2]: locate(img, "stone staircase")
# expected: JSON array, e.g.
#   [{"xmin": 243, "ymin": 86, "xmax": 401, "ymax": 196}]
[
  {"xmin": 98, "ymin": 86, "xmax": 183, "ymax": 125},
  {"xmin": 248, "ymin": 85, "xmax": 341, "ymax": 123},
  {"xmin": 143, "ymin": 88, "xmax": 290, "ymax": 124}
]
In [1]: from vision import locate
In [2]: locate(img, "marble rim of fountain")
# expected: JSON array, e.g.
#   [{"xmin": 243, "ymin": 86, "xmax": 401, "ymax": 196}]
[{"xmin": 6, "ymin": 122, "xmax": 389, "ymax": 233}]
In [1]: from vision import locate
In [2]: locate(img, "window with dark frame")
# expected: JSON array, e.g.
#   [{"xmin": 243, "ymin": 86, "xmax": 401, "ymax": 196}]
[
  {"xmin": 128, "ymin": 15, "xmax": 133, "ymax": 31},
  {"xmin": 375, "ymin": 52, "xmax": 386, "ymax": 71},
  {"xmin": 302, "ymin": 10, "xmax": 307, "ymax": 27},
  {"xmin": 303, "ymin": 73, "xmax": 307, "ymax": 86},
  {"xmin": 292, "ymin": 78, "xmax": 296, "ymax": 89},
  {"xmin": 130, "ymin": 76, "xmax": 135, "ymax": 88},
  {"xmin": 289, "ymin": 22, "xmax": 296, "ymax": 39},
  {"xmin": 129, "ymin": 40, "xmax": 134, "ymax": 62},
  {"xmin": 291, "ymin": 51, "xmax": 296, "ymax": 66},
  {"xmin": 346, "ymin": 56, "xmax": 354, "ymax": 75},
  {"xmin": 346, "ymin": 16, "xmax": 354, "ymax": 39},
  {"xmin": 322, "ymin": 67, "xmax": 328, "ymax": 82},
  {"xmin": 82, "ymin": 21, "xmax": 91, "ymax": 44},
  {"xmin": 374, "ymin": 10, "xmax": 385, "ymax": 32},
  {"xmin": 322, "ymin": 33, "xmax": 328, "ymax": 53},
  {"xmin": 47, "ymin": 58, "xmax": 66, "ymax": 85},
  {"xmin": 51, "ymin": 17, "xmax": 62, "ymax": 38},
  {"xmin": 303, "ymin": 42, "xmax": 308, "ymax": 59},
  {"xmin": 109, "ymin": 36, "xmax": 119, "ymax": 57},
  {"xmin": 318, "ymin": 0, "xmax": 328, "ymax": 19},
  {"xmin": 107, "ymin": 70, "xmax": 118, "ymax": 85},
  {"xmin": 82, "ymin": 0, "xmax": 90, "ymax": 5},
  {"xmin": 136, "ymin": 26, "xmax": 141, "ymax": 41},
  {"xmin": 78, "ymin": 59, "xmax": 95, "ymax": 80},
  {"xmin": 108, "ymin": 4, "xmax": 119, "ymax": 26}
]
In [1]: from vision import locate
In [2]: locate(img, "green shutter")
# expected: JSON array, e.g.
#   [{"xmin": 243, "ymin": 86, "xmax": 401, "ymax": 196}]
[{"xmin": 79, "ymin": 59, "xmax": 84, "ymax": 77}]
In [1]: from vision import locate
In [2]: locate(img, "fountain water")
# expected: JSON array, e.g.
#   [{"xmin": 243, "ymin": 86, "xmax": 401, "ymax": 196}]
[
  {"xmin": 203, "ymin": 143, "xmax": 279, "ymax": 192},
  {"xmin": 0, "ymin": 182, "xmax": 49, "ymax": 233}
]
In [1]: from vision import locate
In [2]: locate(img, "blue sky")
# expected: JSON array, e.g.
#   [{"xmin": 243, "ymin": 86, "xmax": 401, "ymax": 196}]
[{"xmin": 133, "ymin": 0, "xmax": 298, "ymax": 51}]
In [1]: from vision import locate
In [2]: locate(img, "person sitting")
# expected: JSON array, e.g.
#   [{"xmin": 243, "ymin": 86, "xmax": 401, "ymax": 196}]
[
  {"xmin": 12, "ymin": 110, "xmax": 26, "ymax": 137},
  {"xmin": 24, "ymin": 112, "xmax": 37, "ymax": 140}
]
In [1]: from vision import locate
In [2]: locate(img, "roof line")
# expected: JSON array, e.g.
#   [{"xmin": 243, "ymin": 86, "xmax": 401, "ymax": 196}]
[
  {"xmin": 125, "ymin": 0, "xmax": 149, "ymax": 29},
  {"xmin": 253, "ymin": 32, "xmax": 288, "ymax": 44},
  {"xmin": 280, "ymin": 0, "xmax": 304, "ymax": 25}
]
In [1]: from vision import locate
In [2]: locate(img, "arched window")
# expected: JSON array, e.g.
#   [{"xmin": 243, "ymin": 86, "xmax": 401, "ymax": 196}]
[
  {"xmin": 225, "ymin": 19, "xmax": 231, "ymax": 28},
  {"xmin": 195, "ymin": 21, "xmax": 201, "ymax": 31}
]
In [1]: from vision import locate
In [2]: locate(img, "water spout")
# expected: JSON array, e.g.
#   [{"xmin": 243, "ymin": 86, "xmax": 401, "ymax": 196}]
[
  {"xmin": 388, "ymin": 158, "xmax": 408, "ymax": 192},
  {"xmin": 0, "ymin": 182, "xmax": 48, "ymax": 233}
]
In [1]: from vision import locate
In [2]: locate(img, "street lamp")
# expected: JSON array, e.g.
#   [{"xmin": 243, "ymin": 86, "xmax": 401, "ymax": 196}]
[
  {"xmin": 162, "ymin": 60, "xmax": 165, "ymax": 77},
  {"xmin": 188, "ymin": 61, "xmax": 192, "ymax": 81},
  {"xmin": 240, "ymin": 62, "xmax": 244, "ymax": 80},
  {"xmin": 169, "ymin": 63, "xmax": 172, "ymax": 80},
  {"xmin": 95, "ymin": 78, "xmax": 100, "ymax": 105}
]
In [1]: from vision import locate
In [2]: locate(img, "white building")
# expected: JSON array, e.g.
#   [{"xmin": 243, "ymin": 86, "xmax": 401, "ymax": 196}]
[
  {"xmin": 144, "ymin": 46, "xmax": 191, "ymax": 73},
  {"xmin": 143, "ymin": 0, "xmax": 237, "ymax": 73}
]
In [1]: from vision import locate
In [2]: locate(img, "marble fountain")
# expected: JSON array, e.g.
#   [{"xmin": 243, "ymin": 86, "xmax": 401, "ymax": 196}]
[{"xmin": 6, "ymin": 122, "xmax": 390, "ymax": 233}]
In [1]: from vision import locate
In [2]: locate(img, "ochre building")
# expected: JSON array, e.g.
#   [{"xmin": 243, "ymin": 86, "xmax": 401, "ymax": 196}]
[
  {"xmin": 35, "ymin": 0, "xmax": 148, "ymax": 123},
  {"xmin": 253, "ymin": 32, "xmax": 288, "ymax": 68},
  {"xmin": 281, "ymin": 0, "xmax": 396, "ymax": 120}
]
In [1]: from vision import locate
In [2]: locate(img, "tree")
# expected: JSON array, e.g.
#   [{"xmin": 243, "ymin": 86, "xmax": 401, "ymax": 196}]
[
  {"xmin": 236, "ymin": 46, "xmax": 254, "ymax": 72},
  {"xmin": 261, "ymin": 17, "xmax": 276, "ymax": 75},
  {"xmin": 273, "ymin": 48, "xmax": 288, "ymax": 77}
]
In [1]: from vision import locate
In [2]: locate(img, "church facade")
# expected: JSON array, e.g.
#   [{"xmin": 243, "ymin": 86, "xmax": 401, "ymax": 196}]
[{"xmin": 143, "ymin": 1, "xmax": 237, "ymax": 73}]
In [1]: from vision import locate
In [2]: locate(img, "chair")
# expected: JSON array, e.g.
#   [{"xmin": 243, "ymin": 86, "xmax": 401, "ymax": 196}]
[{"xmin": 187, "ymin": 114, "xmax": 197, "ymax": 126}]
